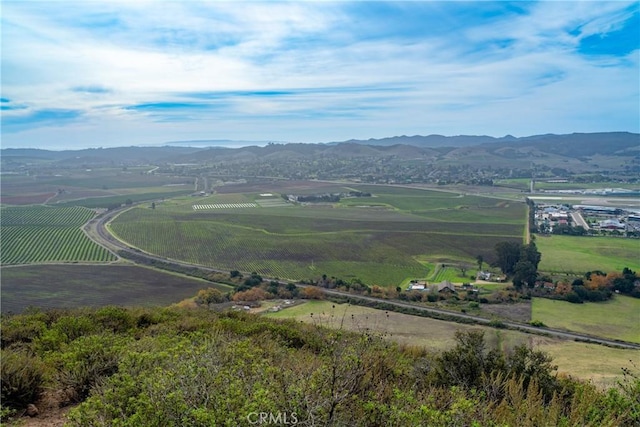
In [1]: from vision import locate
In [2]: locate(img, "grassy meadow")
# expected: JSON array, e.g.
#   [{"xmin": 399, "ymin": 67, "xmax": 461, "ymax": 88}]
[
  {"xmin": 535, "ymin": 235, "xmax": 640, "ymax": 274},
  {"xmin": 110, "ymin": 184, "xmax": 526, "ymax": 286},
  {"xmin": 266, "ymin": 300, "xmax": 639, "ymax": 386},
  {"xmin": 531, "ymin": 296, "xmax": 640, "ymax": 343}
]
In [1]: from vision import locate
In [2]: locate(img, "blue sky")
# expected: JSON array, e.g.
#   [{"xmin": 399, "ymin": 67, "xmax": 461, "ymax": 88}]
[{"xmin": 1, "ymin": 1, "xmax": 638, "ymax": 149}]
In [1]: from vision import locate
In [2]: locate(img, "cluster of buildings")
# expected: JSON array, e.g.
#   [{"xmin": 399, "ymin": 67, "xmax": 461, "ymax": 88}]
[
  {"xmin": 533, "ymin": 202, "xmax": 640, "ymax": 235},
  {"xmin": 407, "ymin": 280, "xmax": 458, "ymax": 293}
]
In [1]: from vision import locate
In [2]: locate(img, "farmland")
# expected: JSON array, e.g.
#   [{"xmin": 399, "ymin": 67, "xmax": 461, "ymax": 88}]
[
  {"xmin": 1, "ymin": 264, "xmax": 232, "ymax": 313},
  {"xmin": 266, "ymin": 300, "xmax": 639, "ymax": 386},
  {"xmin": 110, "ymin": 183, "xmax": 526, "ymax": 286},
  {"xmin": 535, "ymin": 235, "xmax": 640, "ymax": 274},
  {"xmin": 531, "ymin": 296, "xmax": 640, "ymax": 343},
  {"xmin": 0, "ymin": 167, "xmax": 193, "ymax": 207},
  {"xmin": 0, "ymin": 206, "xmax": 116, "ymax": 265}
]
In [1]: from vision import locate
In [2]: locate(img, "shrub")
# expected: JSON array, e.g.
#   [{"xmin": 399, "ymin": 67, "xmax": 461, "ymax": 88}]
[
  {"xmin": 488, "ymin": 319, "xmax": 506, "ymax": 329},
  {"xmin": 196, "ymin": 288, "xmax": 228, "ymax": 305},
  {"xmin": 0, "ymin": 315, "xmax": 47, "ymax": 348},
  {"xmin": 93, "ymin": 306, "xmax": 135, "ymax": 333},
  {"xmin": 54, "ymin": 334, "xmax": 129, "ymax": 403},
  {"xmin": 0, "ymin": 349, "xmax": 47, "ymax": 409},
  {"xmin": 565, "ymin": 292, "xmax": 583, "ymax": 304}
]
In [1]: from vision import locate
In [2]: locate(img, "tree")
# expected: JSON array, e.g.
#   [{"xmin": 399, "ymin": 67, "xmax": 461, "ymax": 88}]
[
  {"xmin": 520, "ymin": 241, "xmax": 541, "ymax": 269},
  {"xmin": 232, "ymin": 287, "xmax": 268, "ymax": 302},
  {"xmin": 434, "ymin": 330, "xmax": 503, "ymax": 389},
  {"xmin": 494, "ymin": 241, "xmax": 522, "ymax": 275},
  {"xmin": 459, "ymin": 264, "xmax": 471, "ymax": 276},
  {"xmin": 196, "ymin": 288, "xmax": 227, "ymax": 305},
  {"xmin": 476, "ymin": 255, "xmax": 484, "ymax": 272},
  {"xmin": 151, "ymin": 202, "xmax": 155, "ymax": 210},
  {"xmin": 301, "ymin": 287, "xmax": 324, "ymax": 300},
  {"xmin": 506, "ymin": 345, "xmax": 558, "ymax": 401},
  {"xmin": 513, "ymin": 260, "xmax": 537, "ymax": 289}
]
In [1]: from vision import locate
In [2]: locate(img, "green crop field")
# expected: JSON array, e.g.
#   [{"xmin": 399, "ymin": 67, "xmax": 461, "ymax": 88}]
[
  {"xmin": 109, "ymin": 184, "xmax": 525, "ymax": 286},
  {"xmin": 536, "ymin": 235, "xmax": 640, "ymax": 274},
  {"xmin": 53, "ymin": 189, "xmax": 192, "ymax": 209},
  {"xmin": 428, "ymin": 265, "xmax": 474, "ymax": 283},
  {"xmin": 532, "ymin": 296, "xmax": 640, "ymax": 343},
  {"xmin": 0, "ymin": 206, "xmax": 116, "ymax": 265}
]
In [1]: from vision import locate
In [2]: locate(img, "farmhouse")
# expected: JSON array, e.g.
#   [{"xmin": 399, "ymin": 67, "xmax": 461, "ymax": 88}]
[
  {"xmin": 477, "ymin": 271, "xmax": 492, "ymax": 280},
  {"xmin": 436, "ymin": 281, "xmax": 456, "ymax": 293},
  {"xmin": 407, "ymin": 280, "xmax": 427, "ymax": 291}
]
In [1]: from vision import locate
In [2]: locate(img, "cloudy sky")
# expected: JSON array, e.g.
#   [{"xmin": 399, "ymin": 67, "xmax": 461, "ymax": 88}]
[{"xmin": 1, "ymin": 1, "xmax": 638, "ymax": 149}]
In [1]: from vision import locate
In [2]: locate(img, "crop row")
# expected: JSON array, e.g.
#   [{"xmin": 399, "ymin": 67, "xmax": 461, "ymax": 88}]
[
  {"xmin": 110, "ymin": 216, "xmax": 438, "ymax": 285},
  {"xmin": 1, "ymin": 226, "xmax": 116, "ymax": 265},
  {"xmin": 110, "ymin": 194, "xmax": 524, "ymax": 286},
  {"xmin": 53, "ymin": 189, "xmax": 192, "ymax": 208},
  {"xmin": 1, "ymin": 206, "xmax": 94, "ymax": 226}
]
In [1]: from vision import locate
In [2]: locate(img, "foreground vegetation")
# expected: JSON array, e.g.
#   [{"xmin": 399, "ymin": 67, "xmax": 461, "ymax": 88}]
[{"xmin": 2, "ymin": 305, "xmax": 638, "ymax": 426}]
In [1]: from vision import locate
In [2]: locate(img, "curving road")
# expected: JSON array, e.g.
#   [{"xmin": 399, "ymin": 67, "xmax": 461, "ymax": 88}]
[{"xmin": 85, "ymin": 205, "xmax": 640, "ymax": 351}]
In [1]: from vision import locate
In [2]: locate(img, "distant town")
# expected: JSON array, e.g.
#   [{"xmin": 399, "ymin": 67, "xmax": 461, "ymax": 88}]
[{"xmin": 532, "ymin": 198, "xmax": 640, "ymax": 236}]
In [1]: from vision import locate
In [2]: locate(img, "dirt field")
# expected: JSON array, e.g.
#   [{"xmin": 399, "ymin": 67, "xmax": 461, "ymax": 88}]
[
  {"xmin": 481, "ymin": 301, "xmax": 532, "ymax": 322},
  {"xmin": 1, "ymin": 264, "xmax": 230, "ymax": 313}
]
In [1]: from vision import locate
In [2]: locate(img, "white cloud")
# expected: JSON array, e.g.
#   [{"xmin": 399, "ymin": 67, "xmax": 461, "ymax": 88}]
[{"xmin": 1, "ymin": 1, "xmax": 637, "ymax": 148}]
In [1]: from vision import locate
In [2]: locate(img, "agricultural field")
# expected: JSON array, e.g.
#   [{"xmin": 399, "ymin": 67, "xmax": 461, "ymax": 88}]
[
  {"xmin": 110, "ymin": 183, "xmax": 526, "ymax": 286},
  {"xmin": 531, "ymin": 296, "xmax": 640, "ymax": 343},
  {"xmin": 266, "ymin": 300, "xmax": 639, "ymax": 387},
  {"xmin": 0, "ymin": 206, "xmax": 116, "ymax": 265},
  {"xmin": 428, "ymin": 265, "xmax": 474, "ymax": 283},
  {"xmin": 0, "ymin": 167, "xmax": 193, "ymax": 207},
  {"xmin": 1, "ymin": 264, "xmax": 231, "ymax": 313},
  {"xmin": 535, "ymin": 235, "xmax": 640, "ymax": 274}
]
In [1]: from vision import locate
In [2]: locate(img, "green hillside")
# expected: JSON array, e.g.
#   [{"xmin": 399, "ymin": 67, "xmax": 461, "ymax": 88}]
[{"xmin": 1, "ymin": 305, "xmax": 637, "ymax": 426}]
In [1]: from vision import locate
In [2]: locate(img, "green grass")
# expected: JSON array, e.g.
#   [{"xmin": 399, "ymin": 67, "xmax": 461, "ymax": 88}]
[
  {"xmin": 475, "ymin": 283, "xmax": 509, "ymax": 293},
  {"xmin": 536, "ymin": 235, "xmax": 640, "ymax": 274},
  {"xmin": 267, "ymin": 300, "xmax": 640, "ymax": 386},
  {"xmin": 532, "ymin": 296, "xmax": 640, "ymax": 343},
  {"xmin": 428, "ymin": 265, "xmax": 473, "ymax": 283},
  {"xmin": 0, "ymin": 206, "xmax": 116, "ymax": 265},
  {"xmin": 536, "ymin": 340, "xmax": 640, "ymax": 388},
  {"xmin": 265, "ymin": 300, "xmax": 526, "ymax": 351},
  {"xmin": 109, "ymin": 185, "xmax": 525, "ymax": 286}
]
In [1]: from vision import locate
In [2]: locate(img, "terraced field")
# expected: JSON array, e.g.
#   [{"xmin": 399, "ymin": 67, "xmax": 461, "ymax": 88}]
[
  {"xmin": 0, "ymin": 206, "xmax": 116, "ymax": 265},
  {"xmin": 110, "ymin": 184, "xmax": 526, "ymax": 286}
]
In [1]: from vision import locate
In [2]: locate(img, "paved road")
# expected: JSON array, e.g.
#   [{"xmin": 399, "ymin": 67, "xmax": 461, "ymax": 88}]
[
  {"xmin": 85, "ymin": 206, "xmax": 640, "ymax": 351},
  {"xmin": 570, "ymin": 211, "xmax": 590, "ymax": 230}
]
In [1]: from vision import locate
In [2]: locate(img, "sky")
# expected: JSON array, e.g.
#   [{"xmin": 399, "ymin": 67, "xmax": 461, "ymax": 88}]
[{"xmin": 1, "ymin": 1, "xmax": 639, "ymax": 150}]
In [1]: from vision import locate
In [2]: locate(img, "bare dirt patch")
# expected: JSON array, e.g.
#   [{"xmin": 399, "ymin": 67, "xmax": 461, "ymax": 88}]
[
  {"xmin": 7, "ymin": 392, "xmax": 75, "ymax": 427},
  {"xmin": 480, "ymin": 301, "xmax": 532, "ymax": 322}
]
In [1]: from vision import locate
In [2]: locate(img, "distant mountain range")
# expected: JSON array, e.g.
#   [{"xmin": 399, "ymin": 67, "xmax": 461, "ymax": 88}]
[
  {"xmin": 330, "ymin": 132, "xmax": 638, "ymax": 155},
  {"xmin": 2, "ymin": 132, "xmax": 638, "ymax": 171}
]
